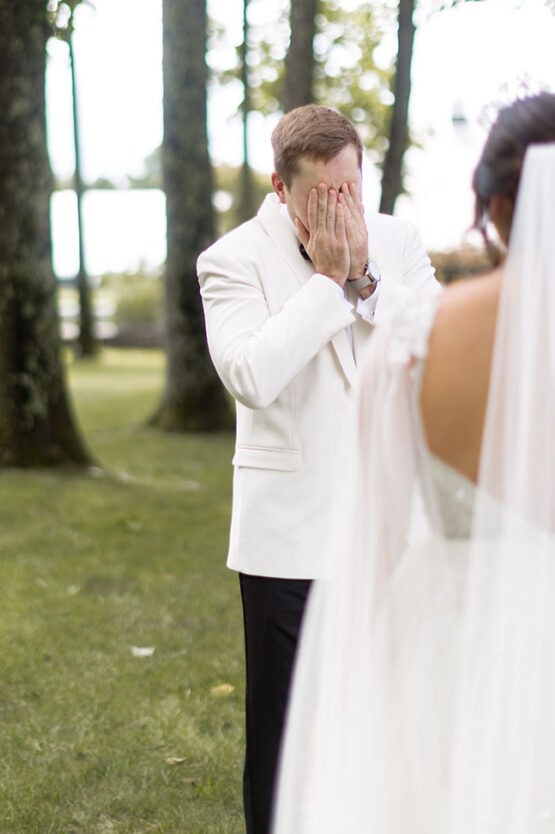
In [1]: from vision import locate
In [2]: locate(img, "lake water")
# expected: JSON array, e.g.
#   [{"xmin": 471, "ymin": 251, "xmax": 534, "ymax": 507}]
[
  {"xmin": 50, "ymin": 172, "xmax": 472, "ymax": 286},
  {"xmin": 50, "ymin": 136, "xmax": 483, "ymax": 284},
  {"xmin": 51, "ymin": 188, "xmax": 167, "ymax": 279}
]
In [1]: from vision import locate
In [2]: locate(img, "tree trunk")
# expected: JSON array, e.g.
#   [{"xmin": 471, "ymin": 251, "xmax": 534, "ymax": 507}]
[
  {"xmin": 282, "ymin": 0, "xmax": 320, "ymax": 112},
  {"xmin": 69, "ymin": 34, "xmax": 96, "ymax": 357},
  {"xmin": 379, "ymin": 0, "xmax": 416, "ymax": 215},
  {"xmin": 0, "ymin": 0, "xmax": 91, "ymax": 467},
  {"xmin": 152, "ymin": 0, "xmax": 232, "ymax": 432},
  {"xmin": 237, "ymin": 0, "xmax": 257, "ymax": 223}
]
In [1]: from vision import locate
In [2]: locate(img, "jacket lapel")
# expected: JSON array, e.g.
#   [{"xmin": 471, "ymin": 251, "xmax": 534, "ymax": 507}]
[
  {"xmin": 257, "ymin": 194, "xmax": 314, "ymax": 287},
  {"xmin": 330, "ymin": 329, "xmax": 357, "ymax": 386},
  {"xmin": 258, "ymin": 193, "xmax": 358, "ymax": 387}
]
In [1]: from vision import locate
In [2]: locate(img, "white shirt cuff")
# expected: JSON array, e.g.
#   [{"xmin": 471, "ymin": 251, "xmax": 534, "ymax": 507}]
[
  {"xmin": 315, "ymin": 274, "xmax": 354, "ymax": 311},
  {"xmin": 355, "ymin": 281, "xmax": 381, "ymax": 321}
]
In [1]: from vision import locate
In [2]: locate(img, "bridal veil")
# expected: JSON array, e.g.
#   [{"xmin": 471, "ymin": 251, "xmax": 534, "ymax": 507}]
[{"xmin": 272, "ymin": 144, "xmax": 555, "ymax": 833}]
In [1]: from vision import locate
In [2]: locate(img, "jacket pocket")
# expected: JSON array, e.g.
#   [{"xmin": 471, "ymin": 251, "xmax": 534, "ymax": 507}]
[{"xmin": 232, "ymin": 445, "xmax": 302, "ymax": 471}]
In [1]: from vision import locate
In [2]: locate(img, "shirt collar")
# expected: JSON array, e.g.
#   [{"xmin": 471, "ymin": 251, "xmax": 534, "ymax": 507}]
[{"xmin": 280, "ymin": 203, "xmax": 299, "ymax": 237}]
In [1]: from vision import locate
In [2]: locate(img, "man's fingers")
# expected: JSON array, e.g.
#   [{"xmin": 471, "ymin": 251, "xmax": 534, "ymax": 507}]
[
  {"xmin": 339, "ymin": 184, "xmax": 368, "ymax": 280},
  {"xmin": 326, "ymin": 189, "xmax": 337, "ymax": 232},
  {"xmin": 339, "ymin": 193, "xmax": 354, "ymax": 237},
  {"xmin": 335, "ymin": 201, "xmax": 346, "ymax": 239},
  {"xmin": 350, "ymin": 182, "xmax": 365, "ymax": 216},
  {"xmin": 341, "ymin": 199, "xmax": 352, "ymax": 233},
  {"xmin": 340, "ymin": 182, "xmax": 364, "ymax": 218},
  {"xmin": 307, "ymin": 187, "xmax": 318, "ymax": 233},
  {"xmin": 317, "ymin": 183, "xmax": 328, "ymax": 228}
]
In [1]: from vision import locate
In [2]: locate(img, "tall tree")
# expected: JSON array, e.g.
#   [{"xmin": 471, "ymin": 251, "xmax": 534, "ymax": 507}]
[
  {"xmin": 379, "ymin": 0, "xmax": 416, "ymax": 214},
  {"xmin": 0, "ymin": 0, "xmax": 91, "ymax": 467},
  {"xmin": 379, "ymin": 0, "xmax": 487, "ymax": 215},
  {"xmin": 211, "ymin": 1, "xmax": 391, "ymax": 231},
  {"xmin": 151, "ymin": 0, "xmax": 232, "ymax": 431},
  {"xmin": 237, "ymin": 0, "xmax": 257, "ymax": 223},
  {"xmin": 282, "ymin": 0, "xmax": 320, "ymax": 112},
  {"xmin": 67, "ymin": 31, "xmax": 96, "ymax": 356},
  {"xmin": 312, "ymin": 0, "xmax": 393, "ymax": 150},
  {"xmin": 213, "ymin": 0, "xmax": 392, "ymax": 157}
]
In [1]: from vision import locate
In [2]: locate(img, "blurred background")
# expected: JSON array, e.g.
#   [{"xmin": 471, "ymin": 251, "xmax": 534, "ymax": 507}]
[
  {"xmin": 0, "ymin": 3, "xmax": 554, "ymax": 830},
  {"xmin": 48, "ymin": 0, "xmax": 555, "ymax": 274},
  {"xmin": 44, "ymin": 0, "xmax": 555, "ymax": 354}
]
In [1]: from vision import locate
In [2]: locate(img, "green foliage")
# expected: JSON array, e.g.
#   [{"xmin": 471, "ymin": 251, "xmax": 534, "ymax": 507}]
[
  {"xmin": 47, "ymin": 0, "xmax": 87, "ymax": 35},
  {"xmin": 209, "ymin": 0, "xmax": 395, "ymax": 156},
  {"xmin": 0, "ymin": 349, "xmax": 243, "ymax": 832},
  {"xmin": 213, "ymin": 164, "xmax": 271, "ymax": 234},
  {"xmin": 87, "ymin": 176, "xmax": 117, "ymax": 189},
  {"xmin": 313, "ymin": 0, "xmax": 394, "ymax": 153},
  {"xmin": 207, "ymin": 1, "xmax": 289, "ymax": 114},
  {"xmin": 101, "ymin": 273, "xmax": 163, "ymax": 328},
  {"xmin": 430, "ymin": 245, "xmax": 492, "ymax": 285},
  {"xmin": 128, "ymin": 146, "xmax": 163, "ymax": 190}
]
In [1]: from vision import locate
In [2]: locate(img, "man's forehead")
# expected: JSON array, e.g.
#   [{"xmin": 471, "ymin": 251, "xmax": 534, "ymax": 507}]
[{"xmin": 293, "ymin": 150, "xmax": 362, "ymax": 188}]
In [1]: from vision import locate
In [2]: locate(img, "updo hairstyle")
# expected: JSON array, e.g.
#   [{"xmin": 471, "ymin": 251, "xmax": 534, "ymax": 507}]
[{"xmin": 473, "ymin": 91, "xmax": 555, "ymax": 263}]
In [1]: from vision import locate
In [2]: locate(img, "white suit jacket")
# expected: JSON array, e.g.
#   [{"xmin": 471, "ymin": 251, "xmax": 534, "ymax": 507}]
[{"xmin": 197, "ymin": 193, "xmax": 439, "ymax": 579}]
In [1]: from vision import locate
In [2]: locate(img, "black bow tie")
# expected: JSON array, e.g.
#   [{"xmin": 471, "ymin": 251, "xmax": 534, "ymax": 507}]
[{"xmin": 299, "ymin": 243, "xmax": 310, "ymax": 261}]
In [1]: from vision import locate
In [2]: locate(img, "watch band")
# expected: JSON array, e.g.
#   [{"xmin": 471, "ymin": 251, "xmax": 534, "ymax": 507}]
[
  {"xmin": 348, "ymin": 274, "xmax": 373, "ymax": 291},
  {"xmin": 348, "ymin": 260, "xmax": 381, "ymax": 291}
]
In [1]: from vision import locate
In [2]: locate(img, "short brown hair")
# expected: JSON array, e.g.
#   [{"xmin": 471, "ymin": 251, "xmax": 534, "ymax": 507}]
[{"xmin": 271, "ymin": 105, "xmax": 363, "ymax": 187}]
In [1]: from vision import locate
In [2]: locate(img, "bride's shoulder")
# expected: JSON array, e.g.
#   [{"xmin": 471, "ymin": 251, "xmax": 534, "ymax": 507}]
[
  {"xmin": 430, "ymin": 270, "xmax": 501, "ymax": 351},
  {"xmin": 422, "ymin": 269, "xmax": 502, "ymax": 404},
  {"xmin": 420, "ymin": 270, "xmax": 502, "ymax": 481},
  {"xmin": 362, "ymin": 270, "xmax": 500, "ymax": 379}
]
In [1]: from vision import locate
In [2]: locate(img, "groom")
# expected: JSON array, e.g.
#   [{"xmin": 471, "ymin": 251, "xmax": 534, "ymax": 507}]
[{"xmin": 197, "ymin": 104, "xmax": 439, "ymax": 834}]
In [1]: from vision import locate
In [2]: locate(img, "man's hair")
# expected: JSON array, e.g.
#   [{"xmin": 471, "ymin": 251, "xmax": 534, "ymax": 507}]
[{"xmin": 271, "ymin": 105, "xmax": 363, "ymax": 187}]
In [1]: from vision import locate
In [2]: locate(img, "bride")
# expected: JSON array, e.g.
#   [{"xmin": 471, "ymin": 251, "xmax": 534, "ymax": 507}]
[{"xmin": 272, "ymin": 92, "xmax": 555, "ymax": 834}]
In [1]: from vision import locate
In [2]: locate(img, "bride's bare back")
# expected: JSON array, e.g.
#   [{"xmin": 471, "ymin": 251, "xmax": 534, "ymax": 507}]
[{"xmin": 420, "ymin": 270, "xmax": 503, "ymax": 484}]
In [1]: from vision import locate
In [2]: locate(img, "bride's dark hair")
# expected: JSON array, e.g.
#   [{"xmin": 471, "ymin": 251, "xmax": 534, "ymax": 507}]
[{"xmin": 473, "ymin": 91, "xmax": 555, "ymax": 263}]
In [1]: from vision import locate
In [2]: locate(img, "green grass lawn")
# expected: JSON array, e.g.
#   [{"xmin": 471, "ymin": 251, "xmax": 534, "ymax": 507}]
[{"xmin": 0, "ymin": 350, "xmax": 244, "ymax": 834}]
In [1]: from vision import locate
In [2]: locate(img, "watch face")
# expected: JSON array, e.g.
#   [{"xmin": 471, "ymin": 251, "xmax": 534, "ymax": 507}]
[{"xmin": 367, "ymin": 260, "xmax": 381, "ymax": 282}]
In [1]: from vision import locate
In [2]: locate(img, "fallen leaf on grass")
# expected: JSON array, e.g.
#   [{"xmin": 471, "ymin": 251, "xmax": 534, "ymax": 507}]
[
  {"xmin": 166, "ymin": 756, "xmax": 187, "ymax": 765},
  {"xmin": 116, "ymin": 470, "xmax": 136, "ymax": 484},
  {"xmin": 178, "ymin": 479, "xmax": 201, "ymax": 492},
  {"xmin": 210, "ymin": 683, "xmax": 235, "ymax": 698},
  {"xmin": 131, "ymin": 646, "xmax": 155, "ymax": 657}
]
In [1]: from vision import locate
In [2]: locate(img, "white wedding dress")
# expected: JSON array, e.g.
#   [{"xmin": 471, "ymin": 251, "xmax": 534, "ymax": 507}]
[{"xmin": 272, "ymin": 144, "xmax": 555, "ymax": 834}]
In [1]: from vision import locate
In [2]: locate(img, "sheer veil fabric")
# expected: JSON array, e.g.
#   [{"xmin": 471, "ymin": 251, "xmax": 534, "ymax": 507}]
[{"xmin": 272, "ymin": 144, "xmax": 555, "ymax": 834}]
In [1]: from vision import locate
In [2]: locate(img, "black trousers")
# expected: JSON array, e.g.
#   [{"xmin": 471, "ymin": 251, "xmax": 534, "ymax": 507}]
[{"xmin": 239, "ymin": 573, "xmax": 312, "ymax": 834}]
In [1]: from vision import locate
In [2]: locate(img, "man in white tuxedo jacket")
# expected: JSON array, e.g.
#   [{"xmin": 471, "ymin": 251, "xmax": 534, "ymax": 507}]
[{"xmin": 197, "ymin": 105, "xmax": 439, "ymax": 834}]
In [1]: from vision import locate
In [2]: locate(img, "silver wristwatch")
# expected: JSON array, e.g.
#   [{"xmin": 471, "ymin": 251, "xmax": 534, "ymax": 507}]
[{"xmin": 347, "ymin": 260, "xmax": 381, "ymax": 292}]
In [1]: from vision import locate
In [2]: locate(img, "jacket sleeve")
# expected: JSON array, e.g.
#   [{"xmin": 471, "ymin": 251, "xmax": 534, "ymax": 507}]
[
  {"xmin": 373, "ymin": 220, "xmax": 441, "ymax": 325},
  {"xmin": 401, "ymin": 220, "xmax": 440, "ymax": 293},
  {"xmin": 197, "ymin": 249, "xmax": 355, "ymax": 410}
]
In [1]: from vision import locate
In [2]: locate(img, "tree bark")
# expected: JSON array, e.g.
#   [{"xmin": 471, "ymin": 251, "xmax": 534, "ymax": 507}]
[
  {"xmin": 282, "ymin": 0, "xmax": 320, "ymax": 112},
  {"xmin": 379, "ymin": 0, "xmax": 416, "ymax": 215},
  {"xmin": 0, "ymin": 0, "xmax": 91, "ymax": 467},
  {"xmin": 152, "ymin": 0, "xmax": 232, "ymax": 431},
  {"xmin": 69, "ymin": 34, "xmax": 96, "ymax": 357},
  {"xmin": 237, "ymin": 0, "xmax": 257, "ymax": 223}
]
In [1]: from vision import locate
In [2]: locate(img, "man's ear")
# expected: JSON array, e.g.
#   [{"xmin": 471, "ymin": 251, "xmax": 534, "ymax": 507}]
[{"xmin": 271, "ymin": 172, "xmax": 287, "ymax": 204}]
